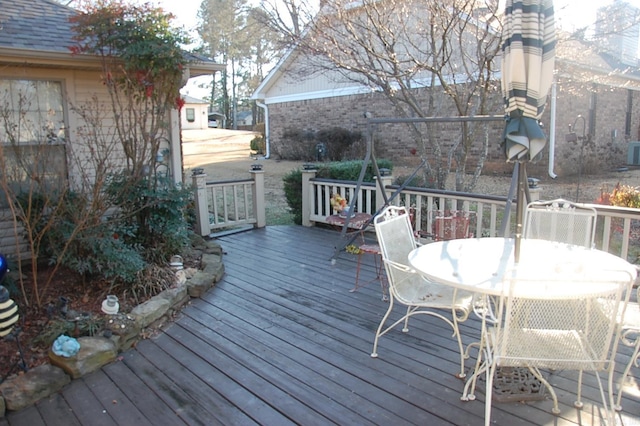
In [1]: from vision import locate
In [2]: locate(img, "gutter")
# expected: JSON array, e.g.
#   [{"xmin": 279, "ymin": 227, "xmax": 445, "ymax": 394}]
[{"xmin": 256, "ymin": 101, "xmax": 270, "ymax": 159}]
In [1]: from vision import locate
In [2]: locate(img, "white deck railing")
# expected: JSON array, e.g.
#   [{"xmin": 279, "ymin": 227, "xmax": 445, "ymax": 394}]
[
  {"xmin": 192, "ymin": 170, "xmax": 266, "ymax": 236},
  {"xmin": 190, "ymin": 168, "xmax": 640, "ymax": 263},
  {"xmin": 300, "ymin": 169, "xmax": 640, "ymax": 263}
]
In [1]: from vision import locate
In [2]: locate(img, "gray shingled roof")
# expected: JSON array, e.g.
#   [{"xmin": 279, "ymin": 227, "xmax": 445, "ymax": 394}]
[{"xmin": 0, "ymin": 0, "xmax": 77, "ymax": 53}]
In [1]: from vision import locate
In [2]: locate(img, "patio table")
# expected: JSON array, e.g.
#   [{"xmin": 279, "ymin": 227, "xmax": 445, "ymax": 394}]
[
  {"xmin": 408, "ymin": 237, "xmax": 637, "ymax": 298},
  {"xmin": 408, "ymin": 237, "xmax": 638, "ymax": 403}
]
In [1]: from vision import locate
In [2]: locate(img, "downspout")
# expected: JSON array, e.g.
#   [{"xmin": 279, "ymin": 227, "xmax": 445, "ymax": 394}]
[
  {"xmin": 548, "ymin": 82, "xmax": 558, "ymax": 179},
  {"xmin": 256, "ymin": 101, "xmax": 270, "ymax": 159}
]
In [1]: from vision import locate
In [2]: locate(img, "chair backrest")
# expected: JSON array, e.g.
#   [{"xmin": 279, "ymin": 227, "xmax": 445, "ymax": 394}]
[
  {"xmin": 523, "ymin": 199, "xmax": 597, "ymax": 248},
  {"xmin": 374, "ymin": 206, "xmax": 419, "ymax": 295},
  {"xmin": 495, "ymin": 268, "xmax": 633, "ymax": 371}
]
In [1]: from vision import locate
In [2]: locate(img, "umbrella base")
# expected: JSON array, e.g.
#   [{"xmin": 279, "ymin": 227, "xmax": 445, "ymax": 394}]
[{"xmin": 478, "ymin": 367, "xmax": 547, "ymax": 403}]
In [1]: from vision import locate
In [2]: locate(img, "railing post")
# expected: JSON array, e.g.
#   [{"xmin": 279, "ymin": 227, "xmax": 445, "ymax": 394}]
[
  {"xmin": 375, "ymin": 173, "xmax": 394, "ymax": 211},
  {"xmin": 251, "ymin": 167, "xmax": 266, "ymax": 228},
  {"xmin": 302, "ymin": 167, "xmax": 317, "ymax": 227},
  {"xmin": 192, "ymin": 170, "xmax": 210, "ymax": 237}
]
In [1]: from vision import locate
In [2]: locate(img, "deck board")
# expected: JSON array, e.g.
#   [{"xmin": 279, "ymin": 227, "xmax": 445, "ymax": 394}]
[{"xmin": 3, "ymin": 225, "xmax": 640, "ymax": 425}]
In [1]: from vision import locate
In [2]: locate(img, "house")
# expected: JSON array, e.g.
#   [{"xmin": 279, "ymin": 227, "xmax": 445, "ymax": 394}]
[
  {"xmin": 0, "ymin": 0, "xmax": 225, "ymax": 258},
  {"xmin": 251, "ymin": 3, "xmax": 640, "ymax": 180},
  {"xmin": 235, "ymin": 110, "xmax": 254, "ymax": 127},
  {"xmin": 181, "ymin": 95, "xmax": 209, "ymax": 130}
]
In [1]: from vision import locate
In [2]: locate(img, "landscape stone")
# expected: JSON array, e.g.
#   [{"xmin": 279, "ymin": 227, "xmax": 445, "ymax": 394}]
[
  {"xmin": 48, "ymin": 337, "xmax": 117, "ymax": 379},
  {"xmin": 0, "ymin": 364, "xmax": 70, "ymax": 411},
  {"xmin": 1, "ymin": 241, "xmax": 221, "ymax": 418},
  {"xmin": 104, "ymin": 314, "xmax": 141, "ymax": 351},
  {"xmin": 130, "ymin": 296, "xmax": 171, "ymax": 328},
  {"xmin": 159, "ymin": 283, "xmax": 189, "ymax": 308}
]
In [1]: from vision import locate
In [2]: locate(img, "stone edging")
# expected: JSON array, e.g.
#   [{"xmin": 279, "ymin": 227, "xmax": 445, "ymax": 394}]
[{"xmin": 0, "ymin": 238, "xmax": 225, "ymax": 416}]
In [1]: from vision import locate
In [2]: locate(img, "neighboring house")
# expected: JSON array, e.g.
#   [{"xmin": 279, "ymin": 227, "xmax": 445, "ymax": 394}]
[
  {"xmin": 236, "ymin": 110, "xmax": 253, "ymax": 127},
  {"xmin": 0, "ymin": 0, "xmax": 224, "ymax": 258},
  {"xmin": 181, "ymin": 95, "xmax": 209, "ymax": 130},
  {"xmin": 252, "ymin": 9, "xmax": 640, "ymax": 180}
]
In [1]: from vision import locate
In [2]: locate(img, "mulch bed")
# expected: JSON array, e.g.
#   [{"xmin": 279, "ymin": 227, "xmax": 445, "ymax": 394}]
[{"xmin": 0, "ymin": 251, "xmax": 201, "ymax": 382}]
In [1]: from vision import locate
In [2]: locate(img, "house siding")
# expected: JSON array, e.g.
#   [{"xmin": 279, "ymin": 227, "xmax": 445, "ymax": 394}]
[{"xmin": 0, "ymin": 66, "xmax": 174, "ymax": 260}]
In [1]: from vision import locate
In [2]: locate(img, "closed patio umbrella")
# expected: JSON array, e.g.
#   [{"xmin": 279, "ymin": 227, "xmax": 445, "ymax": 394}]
[{"xmin": 501, "ymin": 0, "xmax": 556, "ymax": 262}]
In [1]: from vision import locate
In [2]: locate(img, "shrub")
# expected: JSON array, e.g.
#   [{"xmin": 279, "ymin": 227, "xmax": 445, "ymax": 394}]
[
  {"xmin": 276, "ymin": 127, "xmax": 363, "ymax": 161},
  {"xmin": 277, "ymin": 128, "xmax": 316, "ymax": 160},
  {"xmin": 283, "ymin": 169, "xmax": 304, "ymax": 225},
  {"xmin": 315, "ymin": 127, "xmax": 362, "ymax": 161},
  {"xmin": 608, "ymin": 183, "xmax": 640, "ymax": 208},
  {"xmin": 250, "ymin": 135, "xmax": 266, "ymax": 155},
  {"xmin": 105, "ymin": 173, "xmax": 192, "ymax": 264}
]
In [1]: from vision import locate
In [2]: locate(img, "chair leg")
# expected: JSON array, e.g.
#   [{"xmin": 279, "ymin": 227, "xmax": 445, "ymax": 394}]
[
  {"xmin": 446, "ymin": 309, "xmax": 467, "ymax": 378},
  {"xmin": 575, "ymin": 370, "xmax": 584, "ymax": 409},
  {"xmin": 352, "ymin": 251, "xmax": 387, "ymax": 301},
  {"xmin": 529, "ymin": 367, "xmax": 560, "ymax": 415},
  {"xmin": 351, "ymin": 252, "xmax": 365, "ymax": 293},
  {"xmin": 485, "ymin": 361, "xmax": 496, "ymax": 426},
  {"xmin": 614, "ymin": 339, "xmax": 640, "ymax": 411},
  {"xmin": 373, "ymin": 254, "xmax": 388, "ymax": 302},
  {"xmin": 371, "ymin": 297, "xmax": 395, "ymax": 358},
  {"xmin": 402, "ymin": 306, "xmax": 412, "ymax": 332}
]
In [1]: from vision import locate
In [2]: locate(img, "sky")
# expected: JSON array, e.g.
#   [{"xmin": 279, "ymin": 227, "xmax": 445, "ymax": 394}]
[
  {"xmin": 148, "ymin": 0, "xmax": 640, "ymax": 98},
  {"xmin": 154, "ymin": 0, "xmax": 640, "ymax": 32}
]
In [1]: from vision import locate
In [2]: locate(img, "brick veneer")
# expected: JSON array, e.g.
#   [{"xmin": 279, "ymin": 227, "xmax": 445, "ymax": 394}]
[{"xmin": 267, "ymin": 78, "xmax": 639, "ymax": 179}]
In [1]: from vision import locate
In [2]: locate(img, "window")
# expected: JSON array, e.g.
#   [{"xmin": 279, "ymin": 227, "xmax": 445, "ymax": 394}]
[
  {"xmin": 0, "ymin": 79, "xmax": 67, "ymax": 205},
  {"xmin": 186, "ymin": 108, "xmax": 195, "ymax": 123}
]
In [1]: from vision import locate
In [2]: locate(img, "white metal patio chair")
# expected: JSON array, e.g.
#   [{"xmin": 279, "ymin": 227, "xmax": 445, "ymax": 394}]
[
  {"xmin": 523, "ymin": 199, "xmax": 597, "ymax": 248},
  {"xmin": 370, "ymin": 205, "xmax": 473, "ymax": 378},
  {"xmin": 614, "ymin": 285, "xmax": 640, "ymax": 411},
  {"xmin": 482, "ymin": 268, "xmax": 634, "ymax": 426}
]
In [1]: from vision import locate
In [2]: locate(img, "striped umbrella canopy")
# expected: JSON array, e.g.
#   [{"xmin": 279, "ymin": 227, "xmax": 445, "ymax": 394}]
[
  {"xmin": 501, "ymin": 0, "xmax": 556, "ymax": 262},
  {"xmin": 502, "ymin": 0, "xmax": 556, "ymax": 162}
]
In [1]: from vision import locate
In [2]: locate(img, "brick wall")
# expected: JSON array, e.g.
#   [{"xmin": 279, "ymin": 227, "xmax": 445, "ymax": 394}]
[{"xmin": 267, "ymin": 79, "xmax": 639, "ymax": 179}]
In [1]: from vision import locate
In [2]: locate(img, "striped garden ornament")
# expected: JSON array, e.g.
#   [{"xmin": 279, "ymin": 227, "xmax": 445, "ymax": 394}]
[{"xmin": 0, "ymin": 286, "xmax": 18, "ymax": 338}]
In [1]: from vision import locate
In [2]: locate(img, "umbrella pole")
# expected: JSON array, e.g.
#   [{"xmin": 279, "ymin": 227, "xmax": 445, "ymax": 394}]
[{"xmin": 515, "ymin": 162, "xmax": 527, "ymax": 263}]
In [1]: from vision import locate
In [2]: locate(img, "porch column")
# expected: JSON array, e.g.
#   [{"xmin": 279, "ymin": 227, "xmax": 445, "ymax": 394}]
[
  {"xmin": 301, "ymin": 168, "xmax": 317, "ymax": 227},
  {"xmin": 251, "ymin": 168, "xmax": 266, "ymax": 228},
  {"xmin": 192, "ymin": 171, "xmax": 210, "ymax": 236},
  {"xmin": 169, "ymin": 109, "xmax": 183, "ymax": 185}
]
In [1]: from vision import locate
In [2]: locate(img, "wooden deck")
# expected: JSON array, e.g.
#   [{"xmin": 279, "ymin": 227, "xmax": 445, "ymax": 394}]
[{"xmin": 2, "ymin": 225, "xmax": 640, "ymax": 425}]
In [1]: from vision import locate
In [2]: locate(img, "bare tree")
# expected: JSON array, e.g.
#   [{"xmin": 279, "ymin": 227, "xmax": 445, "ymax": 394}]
[
  {"xmin": 281, "ymin": 0, "xmax": 502, "ymax": 191},
  {"xmin": 255, "ymin": 0, "xmax": 318, "ymax": 45}
]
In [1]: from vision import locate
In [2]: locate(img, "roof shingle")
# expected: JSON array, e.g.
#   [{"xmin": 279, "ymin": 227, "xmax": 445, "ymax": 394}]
[{"xmin": 0, "ymin": 0, "xmax": 77, "ymax": 53}]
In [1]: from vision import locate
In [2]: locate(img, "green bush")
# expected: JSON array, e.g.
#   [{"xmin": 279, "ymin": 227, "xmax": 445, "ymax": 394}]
[
  {"xmin": 58, "ymin": 225, "xmax": 146, "ymax": 284},
  {"xmin": 17, "ymin": 172, "xmax": 193, "ymax": 285},
  {"xmin": 105, "ymin": 173, "xmax": 192, "ymax": 264},
  {"xmin": 250, "ymin": 135, "xmax": 266, "ymax": 155},
  {"xmin": 283, "ymin": 160, "xmax": 393, "ymax": 225},
  {"xmin": 283, "ymin": 169, "xmax": 304, "ymax": 225}
]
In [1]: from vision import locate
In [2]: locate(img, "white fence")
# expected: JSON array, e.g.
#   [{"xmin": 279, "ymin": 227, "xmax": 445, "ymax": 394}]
[
  {"xmin": 192, "ymin": 170, "xmax": 266, "ymax": 236},
  {"xmin": 191, "ymin": 168, "xmax": 640, "ymax": 263},
  {"xmin": 300, "ymin": 169, "xmax": 640, "ymax": 263}
]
